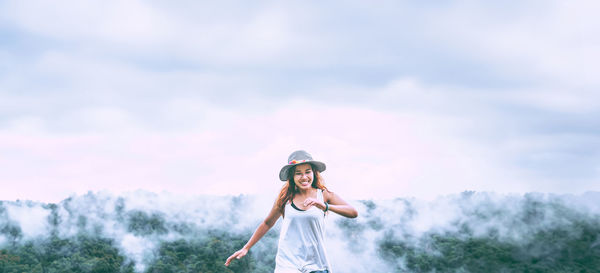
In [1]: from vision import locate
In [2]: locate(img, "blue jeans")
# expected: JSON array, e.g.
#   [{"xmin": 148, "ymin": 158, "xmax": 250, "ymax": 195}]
[{"xmin": 310, "ymin": 271, "xmax": 329, "ymax": 273}]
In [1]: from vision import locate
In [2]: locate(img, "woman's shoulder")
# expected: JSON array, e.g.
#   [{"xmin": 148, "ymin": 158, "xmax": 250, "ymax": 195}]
[{"xmin": 321, "ymin": 187, "xmax": 334, "ymax": 202}]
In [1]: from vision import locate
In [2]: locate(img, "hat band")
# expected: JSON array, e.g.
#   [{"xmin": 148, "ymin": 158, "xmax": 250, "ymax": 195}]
[{"xmin": 289, "ymin": 159, "xmax": 308, "ymax": 165}]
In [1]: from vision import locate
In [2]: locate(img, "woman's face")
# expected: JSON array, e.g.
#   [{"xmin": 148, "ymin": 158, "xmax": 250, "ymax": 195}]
[{"xmin": 293, "ymin": 163, "xmax": 314, "ymax": 191}]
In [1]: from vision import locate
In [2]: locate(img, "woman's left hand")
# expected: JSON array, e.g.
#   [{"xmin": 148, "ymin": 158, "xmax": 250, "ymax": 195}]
[{"xmin": 303, "ymin": 197, "xmax": 326, "ymax": 211}]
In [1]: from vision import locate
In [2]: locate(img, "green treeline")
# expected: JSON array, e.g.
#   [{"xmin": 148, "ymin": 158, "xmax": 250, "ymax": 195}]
[
  {"xmin": 0, "ymin": 235, "xmax": 134, "ymax": 273},
  {"xmin": 2, "ymin": 193, "xmax": 600, "ymax": 272},
  {"xmin": 369, "ymin": 196, "xmax": 600, "ymax": 272},
  {"xmin": 145, "ymin": 229, "xmax": 276, "ymax": 273},
  {"xmin": 378, "ymin": 220, "xmax": 600, "ymax": 272},
  {"xmin": 3, "ymin": 223, "xmax": 599, "ymax": 272},
  {"xmin": 0, "ymin": 230, "xmax": 277, "ymax": 273}
]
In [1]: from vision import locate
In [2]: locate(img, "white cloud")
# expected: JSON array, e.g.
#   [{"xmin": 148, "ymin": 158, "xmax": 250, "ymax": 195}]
[
  {"xmin": 5, "ymin": 203, "xmax": 50, "ymax": 238},
  {"xmin": 1, "ymin": 1, "xmax": 599, "ymax": 202},
  {"xmin": 502, "ymin": 88, "xmax": 600, "ymax": 114},
  {"xmin": 1, "ymin": 0, "xmax": 171, "ymax": 45},
  {"xmin": 422, "ymin": 1, "xmax": 600, "ymax": 87},
  {"xmin": 0, "ymin": 95, "xmax": 530, "ymax": 202}
]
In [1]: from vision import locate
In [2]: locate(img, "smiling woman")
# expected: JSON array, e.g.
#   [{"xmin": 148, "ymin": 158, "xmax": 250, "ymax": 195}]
[{"xmin": 225, "ymin": 150, "xmax": 358, "ymax": 273}]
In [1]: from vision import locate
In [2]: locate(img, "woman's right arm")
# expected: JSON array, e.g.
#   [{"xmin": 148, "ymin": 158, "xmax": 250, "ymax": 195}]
[{"xmin": 224, "ymin": 201, "xmax": 282, "ymax": 266}]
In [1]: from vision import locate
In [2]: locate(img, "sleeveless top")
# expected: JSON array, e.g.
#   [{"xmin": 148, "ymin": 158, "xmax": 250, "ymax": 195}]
[{"xmin": 274, "ymin": 189, "xmax": 331, "ymax": 273}]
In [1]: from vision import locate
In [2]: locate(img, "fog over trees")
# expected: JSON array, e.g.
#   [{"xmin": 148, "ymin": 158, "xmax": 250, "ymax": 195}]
[{"xmin": 1, "ymin": 191, "xmax": 599, "ymax": 272}]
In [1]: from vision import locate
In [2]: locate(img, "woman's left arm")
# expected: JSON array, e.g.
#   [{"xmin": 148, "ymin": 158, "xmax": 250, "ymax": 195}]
[{"xmin": 324, "ymin": 190, "xmax": 358, "ymax": 218}]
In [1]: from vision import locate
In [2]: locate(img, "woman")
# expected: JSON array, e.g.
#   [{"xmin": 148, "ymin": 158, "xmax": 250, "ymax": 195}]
[{"xmin": 225, "ymin": 150, "xmax": 358, "ymax": 273}]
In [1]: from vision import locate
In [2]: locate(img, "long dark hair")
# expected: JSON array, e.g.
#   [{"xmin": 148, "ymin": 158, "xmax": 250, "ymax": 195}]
[{"xmin": 275, "ymin": 163, "xmax": 328, "ymax": 216}]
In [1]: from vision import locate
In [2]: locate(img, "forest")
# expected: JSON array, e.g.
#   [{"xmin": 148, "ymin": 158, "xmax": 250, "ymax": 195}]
[{"xmin": 1, "ymin": 192, "xmax": 599, "ymax": 272}]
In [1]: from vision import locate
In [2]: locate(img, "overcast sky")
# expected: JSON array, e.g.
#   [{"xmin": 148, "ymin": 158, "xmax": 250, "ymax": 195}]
[{"xmin": 1, "ymin": 0, "xmax": 599, "ymax": 203}]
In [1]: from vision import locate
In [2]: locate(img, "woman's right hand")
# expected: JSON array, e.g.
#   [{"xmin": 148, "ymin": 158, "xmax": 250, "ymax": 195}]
[{"xmin": 224, "ymin": 248, "xmax": 248, "ymax": 266}]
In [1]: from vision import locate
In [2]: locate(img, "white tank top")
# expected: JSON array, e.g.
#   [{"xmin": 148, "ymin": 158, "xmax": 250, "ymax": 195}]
[{"xmin": 274, "ymin": 189, "xmax": 331, "ymax": 273}]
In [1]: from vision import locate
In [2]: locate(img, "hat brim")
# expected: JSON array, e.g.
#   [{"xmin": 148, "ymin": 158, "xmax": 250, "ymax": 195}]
[{"xmin": 279, "ymin": 161, "xmax": 326, "ymax": 181}]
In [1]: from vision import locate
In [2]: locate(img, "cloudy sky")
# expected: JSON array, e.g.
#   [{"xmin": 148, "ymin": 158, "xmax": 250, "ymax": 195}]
[{"xmin": 1, "ymin": 0, "xmax": 598, "ymax": 203}]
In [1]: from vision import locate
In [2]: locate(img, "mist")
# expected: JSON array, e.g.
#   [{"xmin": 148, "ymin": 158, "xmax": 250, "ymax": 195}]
[{"xmin": 1, "ymin": 190, "xmax": 599, "ymax": 272}]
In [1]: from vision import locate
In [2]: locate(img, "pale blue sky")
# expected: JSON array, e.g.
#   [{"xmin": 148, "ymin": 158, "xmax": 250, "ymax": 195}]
[{"xmin": 1, "ymin": 0, "xmax": 598, "ymax": 202}]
